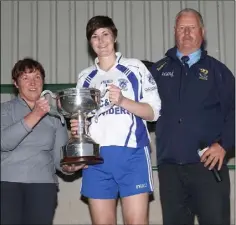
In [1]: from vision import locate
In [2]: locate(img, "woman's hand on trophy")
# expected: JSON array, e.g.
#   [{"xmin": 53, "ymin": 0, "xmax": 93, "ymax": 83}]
[
  {"xmin": 108, "ymin": 84, "xmax": 124, "ymax": 106},
  {"xmin": 70, "ymin": 119, "xmax": 91, "ymax": 136},
  {"xmin": 31, "ymin": 97, "xmax": 50, "ymax": 118},
  {"xmin": 70, "ymin": 119, "xmax": 79, "ymax": 136},
  {"xmin": 24, "ymin": 97, "xmax": 50, "ymax": 129},
  {"xmin": 62, "ymin": 164, "xmax": 88, "ymax": 174}
]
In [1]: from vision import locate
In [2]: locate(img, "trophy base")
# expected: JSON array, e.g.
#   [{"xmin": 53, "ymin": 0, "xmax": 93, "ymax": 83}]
[{"xmin": 60, "ymin": 156, "xmax": 104, "ymax": 166}]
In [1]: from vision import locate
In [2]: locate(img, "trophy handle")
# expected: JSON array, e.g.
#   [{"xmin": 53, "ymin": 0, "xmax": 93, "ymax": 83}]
[
  {"xmin": 84, "ymin": 114, "xmax": 91, "ymax": 136},
  {"xmin": 100, "ymin": 87, "xmax": 109, "ymax": 98},
  {"xmin": 94, "ymin": 103, "xmax": 113, "ymax": 123},
  {"xmin": 84, "ymin": 86, "xmax": 114, "ymax": 123},
  {"xmin": 95, "ymin": 86, "xmax": 115, "ymax": 123},
  {"xmin": 40, "ymin": 90, "xmax": 65, "ymax": 125},
  {"xmin": 83, "ymin": 86, "xmax": 114, "ymax": 123}
]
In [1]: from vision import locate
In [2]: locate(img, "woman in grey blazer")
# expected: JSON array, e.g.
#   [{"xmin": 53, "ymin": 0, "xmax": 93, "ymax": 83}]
[{"xmin": 0, "ymin": 58, "xmax": 83, "ymax": 225}]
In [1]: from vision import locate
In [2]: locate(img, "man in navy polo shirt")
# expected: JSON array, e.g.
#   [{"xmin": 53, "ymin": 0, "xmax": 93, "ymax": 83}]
[{"xmin": 151, "ymin": 8, "xmax": 235, "ymax": 225}]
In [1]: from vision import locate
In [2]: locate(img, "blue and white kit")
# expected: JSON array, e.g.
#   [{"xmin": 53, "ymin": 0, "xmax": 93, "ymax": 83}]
[{"xmin": 77, "ymin": 52, "xmax": 161, "ymax": 199}]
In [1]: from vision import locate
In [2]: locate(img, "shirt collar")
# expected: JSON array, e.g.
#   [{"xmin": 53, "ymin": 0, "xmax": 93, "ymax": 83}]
[
  {"xmin": 16, "ymin": 94, "xmax": 27, "ymax": 105},
  {"xmin": 16, "ymin": 95, "xmax": 33, "ymax": 110},
  {"xmin": 176, "ymin": 49, "xmax": 201, "ymax": 67},
  {"xmin": 94, "ymin": 52, "xmax": 122, "ymax": 71}
]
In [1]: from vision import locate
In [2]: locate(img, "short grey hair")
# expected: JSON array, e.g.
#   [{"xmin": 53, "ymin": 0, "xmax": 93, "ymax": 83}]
[{"xmin": 175, "ymin": 8, "xmax": 204, "ymax": 27}]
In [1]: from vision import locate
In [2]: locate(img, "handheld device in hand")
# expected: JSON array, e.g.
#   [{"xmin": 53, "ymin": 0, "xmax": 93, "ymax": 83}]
[{"xmin": 197, "ymin": 147, "xmax": 222, "ymax": 182}]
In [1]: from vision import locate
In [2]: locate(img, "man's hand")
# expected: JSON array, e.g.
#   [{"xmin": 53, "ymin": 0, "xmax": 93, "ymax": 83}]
[
  {"xmin": 62, "ymin": 164, "xmax": 88, "ymax": 173},
  {"xmin": 200, "ymin": 143, "xmax": 226, "ymax": 170}
]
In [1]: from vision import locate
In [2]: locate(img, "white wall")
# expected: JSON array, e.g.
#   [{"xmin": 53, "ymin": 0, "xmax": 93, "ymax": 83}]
[
  {"xmin": 1, "ymin": 1, "xmax": 235, "ymax": 224},
  {"xmin": 1, "ymin": 1, "xmax": 235, "ymax": 85}
]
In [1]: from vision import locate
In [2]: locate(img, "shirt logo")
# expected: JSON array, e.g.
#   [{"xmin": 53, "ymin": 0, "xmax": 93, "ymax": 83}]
[
  {"xmin": 161, "ymin": 71, "xmax": 174, "ymax": 78},
  {"xmin": 156, "ymin": 61, "xmax": 167, "ymax": 71},
  {"xmin": 118, "ymin": 78, "xmax": 128, "ymax": 91},
  {"xmin": 100, "ymin": 79, "xmax": 113, "ymax": 85},
  {"xmin": 144, "ymin": 86, "xmax": 157, "ymax": 92},
  {"xmin": 147, "ymin": 73, "xmax": 156, "ymax": 85},
  {"xmin": 136, "ymin": 183, "xmax": 147, "ymax": 189},
  {"xmin": 199, "ymin": 68, "xmax": 208, "ymax": 80}
]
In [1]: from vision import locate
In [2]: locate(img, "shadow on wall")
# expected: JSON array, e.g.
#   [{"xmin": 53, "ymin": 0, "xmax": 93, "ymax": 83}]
[
  {"xmin": 56, "ymin": 169, "xmax": 83, "ymax": 182},
  {"xmin": 225, "ymin": 148, "xmax": 235, "ymax": 163}
]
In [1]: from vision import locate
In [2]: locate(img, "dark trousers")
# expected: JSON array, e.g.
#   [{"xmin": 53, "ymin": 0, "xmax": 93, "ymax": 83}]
[
  {"xmin": 1, "ymin": 181, "xmax": 58, "ymax": 225},
  {"xmin": 158, "ymin": 163, "xmax": 230, "ymax": 225}
]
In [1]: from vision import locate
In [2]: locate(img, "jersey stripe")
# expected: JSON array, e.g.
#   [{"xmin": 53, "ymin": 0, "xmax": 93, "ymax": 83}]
[
  {"xmin": 116, "ymin": 64, "xmax": 148, "ymax": 147},
  {"xmin": 144, "ymin": 146, "xmax": 153, "ymax": 191},
  {"xmin": 82, "ymin": 69, "xmax": 98, "ymax": 87},
  {"xmin": 124, "ymin": 114, "xmax": 135, "ymax": 146},
  {"xmin": 116, "ymin": 64, "xmax": 139, "ymax": 101}
]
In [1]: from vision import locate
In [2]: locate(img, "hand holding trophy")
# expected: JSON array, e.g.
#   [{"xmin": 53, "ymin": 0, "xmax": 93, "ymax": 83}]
[{"xmin": 40, "ymin": 87, "xmax": 112, "ymax": 167}]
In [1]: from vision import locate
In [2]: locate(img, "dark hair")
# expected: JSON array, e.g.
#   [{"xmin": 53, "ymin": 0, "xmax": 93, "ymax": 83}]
[
  {"xmin": 12, "ymin": 58, "xmax": 45, "ymax": 83},
  {"xmin": 86, "ymin": 15, "xmax": 118, "ymax": 41}
]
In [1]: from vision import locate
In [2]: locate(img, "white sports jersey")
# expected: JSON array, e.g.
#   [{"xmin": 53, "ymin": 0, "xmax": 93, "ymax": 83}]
[{"xmin": 76, "ymin": 52, "xmax": 161, "ymax": 148}]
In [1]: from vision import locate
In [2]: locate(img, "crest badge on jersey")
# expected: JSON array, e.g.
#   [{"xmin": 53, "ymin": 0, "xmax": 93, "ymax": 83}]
[
  {"xmin": 118, "ymin": 79, "xmax": 128, "ymax": 91},
  {"xmin": 147, "ymin": 73, "xmax": 156, "ymax": 85},
  {"xmin": 199, "ymin": 68, "xmax": 209, "ymax": 80}
]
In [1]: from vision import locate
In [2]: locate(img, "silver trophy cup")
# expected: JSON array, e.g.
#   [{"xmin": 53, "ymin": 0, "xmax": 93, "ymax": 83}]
[{"xmin": 41, "ymin": 87, "xmax": 106, "ymax": 165}]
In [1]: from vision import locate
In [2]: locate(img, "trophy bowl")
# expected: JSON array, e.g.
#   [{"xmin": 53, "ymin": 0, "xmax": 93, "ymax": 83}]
[
  {"xmin": 57, "ymin": 88, "xmax": 100, "ymax": 115},
  {"xmin": 41, "ymin": 88, "xmax": 104, "ymax": 166}
]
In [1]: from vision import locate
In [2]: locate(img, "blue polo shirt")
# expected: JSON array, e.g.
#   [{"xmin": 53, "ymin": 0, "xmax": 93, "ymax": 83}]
[{"xmin": 176, "ymin": 49, "xmax": 201, "ymax": 67}]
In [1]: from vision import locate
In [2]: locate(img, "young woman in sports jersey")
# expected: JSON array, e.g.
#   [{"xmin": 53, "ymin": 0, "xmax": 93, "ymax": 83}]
[{"xmin": 70, "ymin": 15, "xmax": 161, "ymax": 225}]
